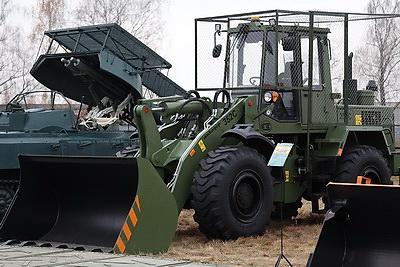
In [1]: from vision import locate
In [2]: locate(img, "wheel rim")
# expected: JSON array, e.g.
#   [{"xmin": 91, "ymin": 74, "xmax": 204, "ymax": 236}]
[
  {"xmin": 230, "ymin": 169, "xmax": 263, "ymax": 223},
  {"xmin": 360, "ymin": 165, "xmax": 380, "ymax": 183}
]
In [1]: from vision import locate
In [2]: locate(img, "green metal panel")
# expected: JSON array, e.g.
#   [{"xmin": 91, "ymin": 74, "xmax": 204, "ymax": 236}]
[
  {"xmin": 114, "ymin": 157, "xmax": 178, "ymax": 254},
  {"xmin": 44, "ymin": 24, "xmax": 171, "ymax": 70},
  {"xmin": 31, "ymin": 24, "xmax": 186, "ymax": 107}
]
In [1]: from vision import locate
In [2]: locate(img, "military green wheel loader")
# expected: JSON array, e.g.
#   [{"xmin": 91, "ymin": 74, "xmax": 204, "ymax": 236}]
[{"xmin": 2, "ymin": 10, "xmax": 400, "ymax": 255}]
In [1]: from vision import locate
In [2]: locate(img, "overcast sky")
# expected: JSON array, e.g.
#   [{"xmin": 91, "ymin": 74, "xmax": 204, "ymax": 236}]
[
  {"xmin": 11, "ymin": 0, "xmax": 372, "ymax": 92},
  {"xmin": 161, "ymin": 0, "xmax": 371, "ymax": 90}
]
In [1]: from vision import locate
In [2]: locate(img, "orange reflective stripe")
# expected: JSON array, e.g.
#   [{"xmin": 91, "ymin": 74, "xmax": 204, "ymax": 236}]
[
  {"xmin": 129, "ymin": 208, "xmax": 138, "ymax": 226},
  {"xmin": 135, "ymin": 196, "xmax": 141, "ymax": 212},
  {"xmin": 116, "ymin": 236, "xmax": 126, "ymax": 253},
  {"xmin": 122, "ymin": 222, "xmax": 132, "ymax": 240}
]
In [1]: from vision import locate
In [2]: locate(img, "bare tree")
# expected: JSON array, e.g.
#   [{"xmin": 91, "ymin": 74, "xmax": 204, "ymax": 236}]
[
  {"xmin": 0, "ymin": 0, "xmax": 167, "ymax": 101},
  {"xmin": 29, "ymin": 0, "xmax": 66, "ymax": 45},
  {"xmin": 355, "ymin": 0, "xmax": 400, "ymax": 105},
  {"xmin": 8, "ymin": 0, "xmax": 68, "ymax": 101},
  {"xmin": 73, "ymin": 0, "xmax": 164, "ymax": 49},
  {"xmin": 0, "ymin": 0, "xmax": 29, "ymax": 100},
  {"xmin": 74, "ymin": 0, "xmax": 166, "ymax": 98}
]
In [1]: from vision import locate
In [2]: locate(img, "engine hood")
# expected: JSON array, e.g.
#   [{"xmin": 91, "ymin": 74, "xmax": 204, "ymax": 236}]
[{"xmin": 30, "ymin": 51, "xmax": 141, "ymax": 107}]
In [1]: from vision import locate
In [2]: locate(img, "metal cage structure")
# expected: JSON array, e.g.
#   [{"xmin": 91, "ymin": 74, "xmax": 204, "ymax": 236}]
[{"xmin": 195, "ymin": 10, "xmax": 400, "ymax": 129}]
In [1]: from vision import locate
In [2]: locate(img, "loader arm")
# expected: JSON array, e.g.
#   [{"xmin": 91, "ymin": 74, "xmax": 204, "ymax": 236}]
[
  {"xmin": 133, "ymin": 95, "xmax": 257, "ymax": 212},
  {"xmin": 134, "ymin": 104, "xmax": 163, "ymax": 160},
  {"xmin": 170, "ymin": 96, "xmax": 255, "ymax": 211}
]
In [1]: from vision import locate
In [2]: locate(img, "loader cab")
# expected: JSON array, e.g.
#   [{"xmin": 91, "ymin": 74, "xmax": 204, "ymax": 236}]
[{"xmin": 223, "ymin": 22, "xmax": 330, "ymax": 122}]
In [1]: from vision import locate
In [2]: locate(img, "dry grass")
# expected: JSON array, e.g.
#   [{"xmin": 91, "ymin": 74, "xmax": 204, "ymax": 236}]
[
  {"xmin": 159, "ymin": 176, "xmax": 400, "ymax": 266},
  {"xmin": 160, "ymin": 201, "xmax": 324, "ymax": 266}
]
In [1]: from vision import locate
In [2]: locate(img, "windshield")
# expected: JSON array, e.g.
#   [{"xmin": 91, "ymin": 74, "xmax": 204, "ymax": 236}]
[
  {"xmin": 227, "ymin": 30, "xmax": 263, "ymax": 88},
  {"xmin": 226, "ymin": 30, "xmax": 323, "ymax": 90},
  {"xmin": 7, "ymin": 91, "xmax": 71, "ymax": 111}
]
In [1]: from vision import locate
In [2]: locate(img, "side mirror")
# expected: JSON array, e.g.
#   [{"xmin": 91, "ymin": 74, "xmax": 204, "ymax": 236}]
[
  {"xmin": 213, "ymin": 44, "xmax": 222, "ymax": 58},
  {"xmin": 282, "ymin": 36, "xmax": 298, "ymax": 51},
  {"xmin": 213, "ymin": 24, "xmax": 223, "ymax": 58}
]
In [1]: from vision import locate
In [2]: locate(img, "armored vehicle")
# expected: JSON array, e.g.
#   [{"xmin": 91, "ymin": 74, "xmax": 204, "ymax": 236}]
[{"xmin": 0, "ymin": 23, "xmax": 185, "ymax": 218}]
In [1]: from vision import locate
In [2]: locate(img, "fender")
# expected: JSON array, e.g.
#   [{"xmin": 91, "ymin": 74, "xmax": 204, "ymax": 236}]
[{"xmin": 222, "ymin": 124, "xmax": 275, "ymax": 158}]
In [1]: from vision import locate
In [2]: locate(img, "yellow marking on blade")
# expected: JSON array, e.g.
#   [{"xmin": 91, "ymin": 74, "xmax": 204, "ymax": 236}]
[
  {"xmin": 122, "ymin": 222, "xmax": 132, "ymax": 240},
  {"xmin": 135, "ymin": 196, "xmax": 141, "ymax": 212},
  {"xmin": 116, "ymin": 236, "xmax": 126, "ymax": 253},
  {"xmin": 129, "ymin": 208, "xmax": 138, "ymax": 226}
]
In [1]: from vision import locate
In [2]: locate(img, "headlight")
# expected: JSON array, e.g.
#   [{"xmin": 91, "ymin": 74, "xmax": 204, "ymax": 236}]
[
  {"xmin": 264, "ymin": 92, "xmax": 273, "ymax": 103},
  {"xmin": 264, "ymin": 91, "xmax": 279, "ymax": 103}
]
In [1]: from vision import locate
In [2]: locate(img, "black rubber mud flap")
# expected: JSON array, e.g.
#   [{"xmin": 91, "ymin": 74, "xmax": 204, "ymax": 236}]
[
  {"xmin": 0, "ymin": 156, "xmax": 178, "ymax": 254},
  {"xmin": 308, "ymin": 183, "xmax": 400, "ymax": 267}
]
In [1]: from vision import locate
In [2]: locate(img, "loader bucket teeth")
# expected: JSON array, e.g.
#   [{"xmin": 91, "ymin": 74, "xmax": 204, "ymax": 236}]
[
  {"xmin": 0, "ymin": 155, "xmax": 178, "ymax": 255},
  {"xmin": 308, "ymin": 183, "xmax": 400, "ymax": 267}
]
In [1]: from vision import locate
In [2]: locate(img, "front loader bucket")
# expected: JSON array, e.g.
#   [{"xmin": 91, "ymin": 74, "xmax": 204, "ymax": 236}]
[
  {"xmin": 308, "ymin": 183, "xmax": 400, "ymax": 267},
  {"xmin": 0, "ymin": 155, "xmax": 178, "ymax": 254}
]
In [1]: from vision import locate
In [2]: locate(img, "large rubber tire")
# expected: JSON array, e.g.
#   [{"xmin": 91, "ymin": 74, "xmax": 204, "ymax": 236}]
[
  {"xmin": 191, "ymin": 146, "xmax": 274, "ymax": 240},
  {"xmin": 333, "ymin": 145, "xmax": 392, "ymax": 184}
]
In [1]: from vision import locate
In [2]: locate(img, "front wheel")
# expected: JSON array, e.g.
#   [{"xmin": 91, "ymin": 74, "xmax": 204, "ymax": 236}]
[{"xmin": 191, "ymin": 146, "xmax": 274, "ymax": 240}]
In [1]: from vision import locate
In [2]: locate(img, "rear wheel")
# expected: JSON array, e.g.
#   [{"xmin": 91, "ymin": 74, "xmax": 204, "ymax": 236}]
[
  {"xmin": 191, "ymin": 146, "xmax": 274, "ymax": 240},
  {"xmin": 333, "ymin": 145, "xmax": 392, "ymax": 184}
]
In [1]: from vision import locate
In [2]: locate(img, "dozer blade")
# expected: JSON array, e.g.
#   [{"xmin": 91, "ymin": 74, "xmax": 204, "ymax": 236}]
[
  {"xmin": 308, "ymin": 183, "xmax": 400, "ymax": 267},
  {"xmin": 0, "ymin": 155, "xmax": 178, "ymax": 254}
]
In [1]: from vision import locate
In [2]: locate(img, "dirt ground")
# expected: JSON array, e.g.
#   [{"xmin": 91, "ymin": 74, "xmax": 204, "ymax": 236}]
[
  {"xmin": 160, "ymin": 178, "xmax": 400, "ymax": 266},
  {"xmin": 160, "ymin": 201, "xmax": 324, "ymax": 267}
]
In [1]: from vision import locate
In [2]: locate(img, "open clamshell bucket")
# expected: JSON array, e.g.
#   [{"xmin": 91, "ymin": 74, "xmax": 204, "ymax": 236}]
[
  {"xmin": 308, "ymin": 183, "xmax": 400, "ymax": 267},
  {"xmin": 0, "ymin": 155, "xmax": 178, "ymax": 254}
]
